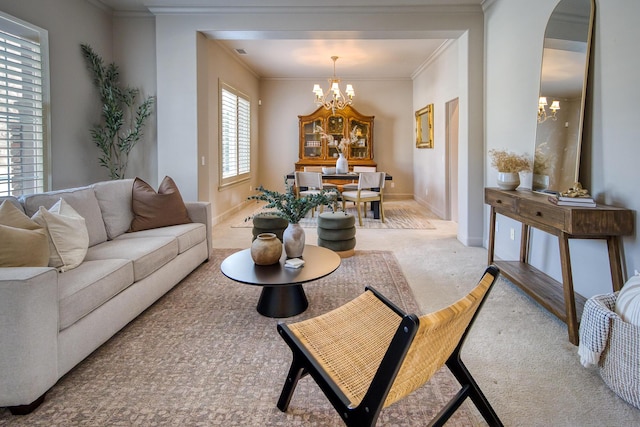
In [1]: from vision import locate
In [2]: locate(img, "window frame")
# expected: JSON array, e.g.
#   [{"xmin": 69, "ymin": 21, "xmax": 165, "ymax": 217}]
[
  {"xmin": 218, "ymin": 80, "xmax": 251, "ymax": 189},
  {"xmin": 0, "ymin": 11, "xmax": 51, "ymax": 197}
]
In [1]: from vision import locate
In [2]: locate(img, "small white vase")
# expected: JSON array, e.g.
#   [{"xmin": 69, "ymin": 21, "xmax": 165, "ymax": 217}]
[
  {"xmin": 518, "ymin": 171, "xmax": 533, "ymax": 190},
  {"xmin": 496, "ymin": 172, "xmax": 520, "ymax": 190},
  {"xmin": 336, "ymin": 153, "xmax": 349, "ymax": 174},
  {"xmin": 532, "ymin": 174, "xmax": 550, "ymax": 191},
  {"xmin": 283, "ymin": 223, "xmax": 305, "ymax": 258}
]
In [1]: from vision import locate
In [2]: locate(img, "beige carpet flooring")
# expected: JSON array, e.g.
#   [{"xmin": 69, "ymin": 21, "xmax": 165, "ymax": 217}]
[
  {"xmin": 0, "ymin": 250, "xmax": 475, "ymax": 426},
  {"xmin": 234, "ymin": 199, "xmax": 436, "ymax": 229},
  {"xmin": 214, "ymin": 199, "xmax": 640, "ymax": 426}
]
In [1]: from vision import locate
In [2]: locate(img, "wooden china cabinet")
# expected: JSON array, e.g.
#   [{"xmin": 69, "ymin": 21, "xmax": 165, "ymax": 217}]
[{"xmin": 295, "ymin": 105, "xmax": 375, "ymax": 171}]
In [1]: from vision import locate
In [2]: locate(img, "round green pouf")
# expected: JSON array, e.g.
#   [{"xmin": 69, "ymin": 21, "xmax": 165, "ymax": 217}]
[
  {"xmin": 317, "ymin": 211, "xmax": 356, "ymax": 257},
  {"xmin": 252, "ymin": 213, "xmax": 288, "ymax": 242},
  {"xmin": 317, "ymin": 211, "xmax": 356, "ymax": 229}
]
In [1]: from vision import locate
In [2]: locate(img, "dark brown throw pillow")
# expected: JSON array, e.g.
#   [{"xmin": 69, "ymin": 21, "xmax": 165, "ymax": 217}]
[{"xmin": 129, "ymin": 176, "xmax": 192, "ymax": 232}]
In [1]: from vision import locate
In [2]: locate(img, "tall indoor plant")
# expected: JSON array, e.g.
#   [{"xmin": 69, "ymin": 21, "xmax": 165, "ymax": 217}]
[
  {"xmin": 81, "ymin": 44, "xmax": 155, "ymax": 180},
  {"xmin": 248, "ymin": 180, "xmax": 338, "ymax": 257}
]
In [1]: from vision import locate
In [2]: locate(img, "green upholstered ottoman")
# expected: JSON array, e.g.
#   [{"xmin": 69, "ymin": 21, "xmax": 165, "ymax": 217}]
[
  {"xmin": 252, "ymin": 213, "xmax": 288, "ymax": 242},
  {"xmin": 317, "ymin": 211, "xmax": 356, "ymax": 257}
]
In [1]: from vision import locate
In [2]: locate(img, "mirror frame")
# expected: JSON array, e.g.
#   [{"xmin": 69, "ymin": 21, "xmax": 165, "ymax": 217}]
[
  {"xmin": 415, "ymin": 103, "xmax": 434, "ymax": 149},
  {"xmin": 533, "ymin": 0, "xmax": 595, "ymax": 193}
]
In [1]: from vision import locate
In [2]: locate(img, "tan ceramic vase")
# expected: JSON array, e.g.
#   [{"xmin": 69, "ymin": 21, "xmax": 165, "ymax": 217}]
[{"xmin": 250, "ymin": 233, "xmax": 282, "ymax": 265}]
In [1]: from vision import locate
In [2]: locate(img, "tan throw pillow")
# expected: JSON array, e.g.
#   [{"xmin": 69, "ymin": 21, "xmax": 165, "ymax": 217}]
[
  {"xmin": 32, "ymin": 198, "xmax": 90, "ymax": 272},
  {"xmin": 129, "ymin": 176, "xmax": 192, "ymax": 232},
  {"xmin": 0, "ymin": 200, "xmax": 50, "ymax": 267}
]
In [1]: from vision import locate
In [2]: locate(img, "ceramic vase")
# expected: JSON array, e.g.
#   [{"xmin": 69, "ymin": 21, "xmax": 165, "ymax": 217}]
[
  {"xmin": 496, "ymin": 172, "xmax": 520, "ymax": 190},
  {"xmin": 283, "ymin": 223, "xmax": 305, "ymax": 258},
  {"xmin": 250, "ymin": 233, "xmax": 282, "ymax": 265},
  {"xmin": 336, "ymin": 152, "xmax": 349, "ymax": 174},
  {"xmin": 532, "ymin": 174, "xmax": 550, "ymax": 191},
  {"xmin": 518, "ymin": 171, "xmax": 533, "ymax": 190}
]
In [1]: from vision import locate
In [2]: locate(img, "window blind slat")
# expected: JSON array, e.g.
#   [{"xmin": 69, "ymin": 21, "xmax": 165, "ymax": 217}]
[{"xmin": 0, "ymin": 16, "xmax": 46, "ymax": 197}]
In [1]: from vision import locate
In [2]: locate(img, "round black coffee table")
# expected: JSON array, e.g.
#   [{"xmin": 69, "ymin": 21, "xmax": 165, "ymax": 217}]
[{"xmin": 220, "ymin": 245, "xmax": 341, "ymax": 318}]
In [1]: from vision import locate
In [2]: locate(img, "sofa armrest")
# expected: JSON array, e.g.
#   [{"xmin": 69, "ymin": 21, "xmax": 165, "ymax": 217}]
[
  {"xmin": 185, "ymin": 201, "xmax": 212, "ymax": 259},
  {"xmin": 0, "ymin": 267, "xmax": 59, "ymax": 407}
]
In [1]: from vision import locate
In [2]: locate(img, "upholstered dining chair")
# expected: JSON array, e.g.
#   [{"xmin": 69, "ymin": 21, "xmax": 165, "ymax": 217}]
[
  {"xmin": 341, "ymin": 172, "xmax": 385, "ymax": 226},
  {"xmin": 303, "ymin": 166, "xmax": 338, "ymax": 190},
  {"xmin": 342, "ymin": 166, "xmax": 377, "ymax": 192},
  {"xmin": 294, "ymin": 171, "xmax": 334, "ymax": 217},
  {"xmin": 276, "ymin": 265, "xmax": 503, "ymax": 427}
]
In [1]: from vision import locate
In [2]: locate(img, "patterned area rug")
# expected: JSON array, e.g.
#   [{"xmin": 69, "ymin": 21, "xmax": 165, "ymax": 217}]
[
  {"xmin": 0, "ymin": 250, "xmax": 475, "ymax": 426},
  {"xmin": 235, "ymin": 199, "xmax": 436, "ymax": 229}
]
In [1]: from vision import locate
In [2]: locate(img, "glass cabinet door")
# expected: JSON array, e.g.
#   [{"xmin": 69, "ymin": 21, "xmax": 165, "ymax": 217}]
[
  {"xmin": 348, "ymin": 120, "xmax": 369, "ymax": 160},
  {"xmin": 327, "ymin": 115, "xmax": 345, "ymax": 159},
  {"xmin": 303, "ymin": 119, "xmax": 323, "ymax": 159}
]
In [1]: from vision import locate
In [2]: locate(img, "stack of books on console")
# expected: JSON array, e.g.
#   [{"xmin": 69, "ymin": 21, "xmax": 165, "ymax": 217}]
[{"xmin": 548, "ymin": 194, "xmax": 596, "ymax": 207}]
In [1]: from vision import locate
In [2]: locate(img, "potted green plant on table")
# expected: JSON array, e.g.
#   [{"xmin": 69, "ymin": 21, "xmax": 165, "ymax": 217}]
[
  {"xmin": 247, "ymin": 179, "xmax": 339, "ymax": 258},
  {"xmin": 489, "ymin": 148, "xmax": 532, "ymax": 190}
]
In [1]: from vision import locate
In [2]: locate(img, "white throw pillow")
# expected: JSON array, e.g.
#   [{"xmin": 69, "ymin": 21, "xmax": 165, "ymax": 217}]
[
  {"xmin": 32, "ymin": 198, "xmax": 89, "ymax": 272},
  {"xmin": 615, "ymin": 274, "xmax": 640, "ymax": 326}
]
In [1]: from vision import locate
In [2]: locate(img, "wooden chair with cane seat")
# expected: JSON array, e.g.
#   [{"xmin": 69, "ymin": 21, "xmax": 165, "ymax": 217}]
[
  {"xmin": 341, "ymin": 172, "xmax": 385, "ymax": 226},
  {"xmin": 276, "ymin": 265, "xmax": 503, "ymax": 427}
]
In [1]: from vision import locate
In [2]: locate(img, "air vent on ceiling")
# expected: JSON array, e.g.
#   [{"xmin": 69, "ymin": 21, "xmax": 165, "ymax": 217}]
[{"xmin": 235, "ymin": 48, "xmax": 247, "ymax": 55}]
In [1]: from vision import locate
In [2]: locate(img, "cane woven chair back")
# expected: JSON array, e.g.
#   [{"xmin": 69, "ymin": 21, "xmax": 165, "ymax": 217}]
[{"xmin": 277, "ymin": 266, "xmax": 503, "ymax": 427}]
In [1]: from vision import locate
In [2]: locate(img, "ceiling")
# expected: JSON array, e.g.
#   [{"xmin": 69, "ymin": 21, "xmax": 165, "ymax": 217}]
[{"xmin": 93, "ymin": 0, "xmax": 486, "ymax": 80}]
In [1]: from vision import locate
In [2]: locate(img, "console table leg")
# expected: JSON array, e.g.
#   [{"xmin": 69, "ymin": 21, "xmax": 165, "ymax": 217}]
[
  {"xmin": 607, "ymin": 236, "xmax": 625, "ymax": 292},
  {"xmin": 559, "ymin": 232, "xmax": 579, "ymax": 345},
  {"xmin": 488, "ymin": 207, "xmax": 496, "ymax": 265}
]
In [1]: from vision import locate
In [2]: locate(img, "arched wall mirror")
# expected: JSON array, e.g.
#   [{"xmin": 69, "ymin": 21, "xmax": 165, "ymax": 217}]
[{"xmin": 533, "ymin": 0, "xmax": 594, "ymax": 193}]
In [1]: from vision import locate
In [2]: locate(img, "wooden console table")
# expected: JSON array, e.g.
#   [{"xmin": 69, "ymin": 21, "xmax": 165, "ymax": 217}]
[{"xmin": 485, "ymin": 188, "xmax": 633, "ymax": 345}]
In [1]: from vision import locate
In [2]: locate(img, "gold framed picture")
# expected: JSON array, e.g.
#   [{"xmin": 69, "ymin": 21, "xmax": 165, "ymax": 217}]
[{"xmin": 415, "ymin": 103, "xmax": 434, "ymax": 149}]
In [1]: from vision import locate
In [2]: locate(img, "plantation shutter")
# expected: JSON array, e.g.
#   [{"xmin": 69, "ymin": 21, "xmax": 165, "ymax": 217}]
[
  {"xmin": 0, "ymin": 14, "xmax": 48, "ymax": 197},
  {"xmin": 220, "ymin": 83, "xmax": 250, "ymax": 186}
]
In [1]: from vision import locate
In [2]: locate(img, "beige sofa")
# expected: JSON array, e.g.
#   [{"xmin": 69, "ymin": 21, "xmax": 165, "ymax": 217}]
[{"xmin": 0, "ymin": 179, "xmax": 211, "ymax": 414}]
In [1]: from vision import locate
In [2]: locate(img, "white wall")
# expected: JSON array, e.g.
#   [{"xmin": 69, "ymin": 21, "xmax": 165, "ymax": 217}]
[
  {"xmin": 151, "ymin": 6, "xmax": 485, "ymax": 241},
  {"xmin": 413, "ymin": 40, "xmax": 460, "ymax": 220},
  {"xmin": 258, "ymin": 79, "xmax": 414, "ymax": 196},
  {"xmin": 0, "ymin": 0, "xmax": 113, "ymax": 189},
  {"xmin": 485, "ymin": 0, "xmax": 640, "ymax": 297}
]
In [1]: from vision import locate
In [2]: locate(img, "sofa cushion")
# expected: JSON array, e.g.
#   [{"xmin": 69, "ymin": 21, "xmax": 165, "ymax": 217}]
[
  {"xmin": 32, "ymin": 199, "xmax": 89, "ymax": 272},
  {"xmin": 129, "ymin": 176, "xmax": 192, "ymax": 232},
  {"xmin": 93, "ymin": 179, "xmax": 135, "ymax": 240},
  {"xmin": 0, "ymin": 201, "xmax": 50, "ymax": 267},
  {"xmin": 0, "ymin": 196, "xmax": 23, "ymax": 211},
  {"xmin": 84, "ymin": 236, "xmax": 178, "ymax": 281},
  {"xmin": 58, "ymin": 259, "xmax": 134, "ymax": 330},
  {"xmin": 114, "ymin": 223, "xmax": 206, "ymax": 254},
  {"xmin": 21, "ymin": 186, "xmax": 108, "ymax": 247}
]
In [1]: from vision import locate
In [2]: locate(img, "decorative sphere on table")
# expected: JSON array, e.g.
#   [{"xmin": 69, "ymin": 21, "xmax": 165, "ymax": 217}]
[{"xmin": 250, "ymin": 233, "xmax": 282, "ymax": 265}]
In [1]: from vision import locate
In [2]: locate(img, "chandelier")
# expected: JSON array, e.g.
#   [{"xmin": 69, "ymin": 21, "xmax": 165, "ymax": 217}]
[
  {"xmin": 538, "ymin": 96, "xmax": 560, "ymax": 123},
  {"xmin": 312, "ymin": 56, "xmax": 355, "ymax": 114}
]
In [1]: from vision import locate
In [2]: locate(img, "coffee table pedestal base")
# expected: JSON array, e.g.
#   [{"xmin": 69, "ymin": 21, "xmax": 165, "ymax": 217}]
[{"xmin": 257, "ymin": 285, "xmax": 308, "ymax": 318}]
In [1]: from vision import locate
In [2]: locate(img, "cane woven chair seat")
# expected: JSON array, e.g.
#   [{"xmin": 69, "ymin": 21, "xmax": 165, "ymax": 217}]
[{"xmin": 277, "ymin": 266, "xmax": 503, "ymax": 427}]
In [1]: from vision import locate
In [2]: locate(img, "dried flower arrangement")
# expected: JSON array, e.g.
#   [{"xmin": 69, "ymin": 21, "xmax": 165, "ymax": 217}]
[
  {"xmin": 533, "ymin": 142, "xmax": 550, "ymax": 175},
  {"xmin": 314, "ymin": 124, "xmax": 360, "ymax": 155},
  {"xmin": 489, "ymin": 149, "xmax": 532, "ymax": 173}
]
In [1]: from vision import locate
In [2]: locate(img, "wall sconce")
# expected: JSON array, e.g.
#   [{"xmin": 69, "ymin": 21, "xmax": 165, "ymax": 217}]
[{"xmin": 538, "ymin": 96, "xmax": 560, "ymax": 123}]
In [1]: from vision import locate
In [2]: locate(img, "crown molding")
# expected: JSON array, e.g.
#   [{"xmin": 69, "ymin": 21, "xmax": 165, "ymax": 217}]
[{"xmin": 147, "ymin": 5, "xmax": 483, "ymax": 16}]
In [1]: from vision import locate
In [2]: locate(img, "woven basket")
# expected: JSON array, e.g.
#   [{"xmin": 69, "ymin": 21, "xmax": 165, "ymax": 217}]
[{"xmin": 594, "ymin": 294, "xmax": 640, "ymax": 409}]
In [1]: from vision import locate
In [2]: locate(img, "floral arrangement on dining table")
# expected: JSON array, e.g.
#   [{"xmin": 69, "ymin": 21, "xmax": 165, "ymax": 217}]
[{"xmin": 246, "ymin": 179, "xmax": 339, "ymax": 224}]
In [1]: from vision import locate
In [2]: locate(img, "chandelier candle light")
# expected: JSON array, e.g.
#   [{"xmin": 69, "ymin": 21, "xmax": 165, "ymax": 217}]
[
  {"xmin": 313, "ymin": 56, "xmax": 355, "ymax": 114},
  {"xmin": 538, "ymin": 96, "xmax": 560, "ymax": 123}
]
